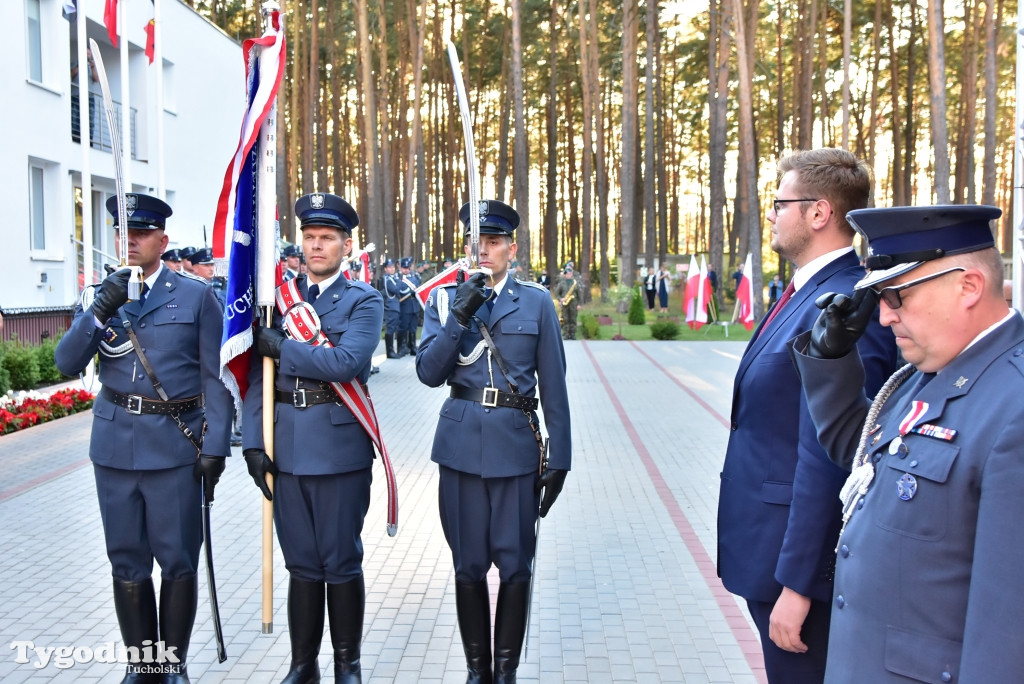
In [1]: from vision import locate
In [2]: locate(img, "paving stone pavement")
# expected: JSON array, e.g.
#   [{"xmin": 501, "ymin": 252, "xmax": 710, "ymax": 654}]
[{"xmin": 0, "ymin": 340, "xmax": 767, "ymax": 683}]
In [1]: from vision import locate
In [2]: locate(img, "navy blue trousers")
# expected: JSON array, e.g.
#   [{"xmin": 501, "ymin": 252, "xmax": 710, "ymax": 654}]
[
  {"xmin": 438, "ymin": 466, "xmax": 538, "ymax": 584},
  {"xmin": 93, "ymin": 463, "xmax": 201, "ymax": 582},
  {"xmin": 274, "ymin": 469, "xmax": 372, "ymax": 583}
]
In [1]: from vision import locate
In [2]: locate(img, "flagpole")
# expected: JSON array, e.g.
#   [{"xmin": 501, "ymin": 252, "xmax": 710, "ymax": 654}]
[
  {"xmin": 76, "ymin": 7, "xmax": 93, "ymax": 286},
  {"xmin": 154, "ymin": 0, "xmax": 165, "ymax": 200},
  {"xmin": 258, "ymin": 0, "xmax": 282, "ymax": 635},
  {"xmin": 118, "ymin": 0, "xmax": 130, "ymax": 193}
]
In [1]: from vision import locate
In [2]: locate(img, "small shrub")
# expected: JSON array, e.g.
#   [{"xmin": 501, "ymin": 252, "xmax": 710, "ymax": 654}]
[
  {"xmin": 0, "ymin": 347, "xmax": 9, "ymax": 395},
  {"xmin": 650, "ymin": 321, "xmax": 681, "ymax": 340},
  {"xmin": 35, "ymin": 337, "xmax": 64, "ymax": 384},
  {"xmin": 2, "ymin": 344, "xmax": 41, "ymax": 391},
  {"xmin": 627, "ymin": 286, "xmax": 646, "ymax": 325},
  {"xmin": 579, "ymin": 313, "xmax": 600, "ymax": 340}
]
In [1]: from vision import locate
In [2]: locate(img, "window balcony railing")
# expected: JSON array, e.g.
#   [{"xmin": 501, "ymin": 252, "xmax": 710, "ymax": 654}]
[{"xmin": 71, "ymin": 84, "xmax": 138, "ymax": 159}]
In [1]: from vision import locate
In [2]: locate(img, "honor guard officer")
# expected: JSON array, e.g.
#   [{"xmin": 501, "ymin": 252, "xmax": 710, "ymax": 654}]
[
  {"xmin": 282, "ymin": 244, "xmax": 302, "ymax": 281},
  {"xmin": 178, "ymin": 246, "xmax": 197, "ymax": 274},
  {"xmin": 161, "ymin": 248, "xmax": 183, "ymax": 273},
  {"xmin": 54, "ymin": 193, "xmax": 233, "ymax": 684},
  {"xmin": 790, "ymin": 205, "xmax": 1024, "ymax": 683},
  {"xmin": 416, "ymin": 199, "xmax": 572, "ymax": 684},
  {"xmin": 380, "ymin": 258, "xmax": 402, "ymax": 358},
  {"xmin": 242, "ymin": 192, "xmax": 384, "ymax": 684},
  {"xmin": 396, "ymin": 257, "xmax": 421, "ymax": 355},
  {"xmin": 187, "ymin": 247, "xmax": 227, "ymax": 310}
]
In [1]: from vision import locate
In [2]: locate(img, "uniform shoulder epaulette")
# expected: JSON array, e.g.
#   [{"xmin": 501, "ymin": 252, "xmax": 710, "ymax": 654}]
[
  {"xmin": 178, "ymin": 270, "xmax": 209, "ymax": 284},
  {"xmin": 517, "ymin": 279, "xmax": 548, "ymax": 292}
]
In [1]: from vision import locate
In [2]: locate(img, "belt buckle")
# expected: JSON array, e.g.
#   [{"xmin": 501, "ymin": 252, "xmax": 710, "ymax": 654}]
[
  {"xmin": 126, "ymin": 395, "xmax": 144, "ymax": 415},
  {"xmin": 293, "ymin": 388, "xmax": 308, "ymax": 408},
  {"xmin": 482, "ymin": 387, "xmax": 499, "ymax": 408}
]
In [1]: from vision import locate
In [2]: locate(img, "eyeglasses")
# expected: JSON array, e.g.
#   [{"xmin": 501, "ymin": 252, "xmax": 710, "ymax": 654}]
[
  {"xmin": 872, "ymin": 267, "xmax": 965, "ymax": 309},
  {"xmin": 772, "ymin": 198, "xmax": 819, "ymax": 213}
]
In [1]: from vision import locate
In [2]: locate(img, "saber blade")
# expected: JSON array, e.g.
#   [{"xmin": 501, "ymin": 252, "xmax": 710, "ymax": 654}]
[{"xmin": 446, "ymin": 41, "xmax": 480, "ymax": 269}]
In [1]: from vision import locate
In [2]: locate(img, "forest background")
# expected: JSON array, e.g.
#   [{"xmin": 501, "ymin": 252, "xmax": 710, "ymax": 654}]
[{"xmin": 186, "ymin": 0, "xmax": 1018, "ymax": 318}]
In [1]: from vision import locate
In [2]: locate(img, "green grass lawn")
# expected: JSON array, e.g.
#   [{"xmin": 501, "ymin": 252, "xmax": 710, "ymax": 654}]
[{"xmin": 576, "ymin": 286, "xmax": 755, "ymax": 342}]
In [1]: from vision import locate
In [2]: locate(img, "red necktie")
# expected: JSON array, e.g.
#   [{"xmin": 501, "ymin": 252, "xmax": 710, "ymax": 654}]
[{"xmin": 758, "ymin": 281, "xmax": 795, "ymax": 336}]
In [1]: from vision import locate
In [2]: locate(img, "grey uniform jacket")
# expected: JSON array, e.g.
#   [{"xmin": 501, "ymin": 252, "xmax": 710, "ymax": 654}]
[
  {"xmin": 791, "ymin": 313, "xmax": 1024, "ymax": 683},
  {"xmin": 55, "ymin": 267, "xmax": 233, "ymax": 467}
]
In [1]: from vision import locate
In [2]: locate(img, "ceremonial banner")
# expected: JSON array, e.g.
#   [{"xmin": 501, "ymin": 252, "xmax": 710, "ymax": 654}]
[
  {"xmin": 211, "ymin": 9, "xmax": 286, "ymax": 406},
  {"xmin": 104, "ymin": 0, "xmax": 118, "ymax": 46},
  {"xmin": 684, "ymin": 255, "xmax": 707, "ymax": 329},
  {"xmin": 415, "ymin": 260, "xmax": 465, "ymax": 308}
]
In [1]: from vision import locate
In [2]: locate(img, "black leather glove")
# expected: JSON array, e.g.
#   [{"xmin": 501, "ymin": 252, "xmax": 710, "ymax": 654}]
[
  {"xmin": 194, "ymin": 455, "xmax": 226, "ymax": 503},
  {"xmin": 243, "ymin": 448, "xmax": 278, "ymax": 501},
  {"xmin": 90, "ymin": 267, "xmax": 132, "ymax": 323},
  {"xmin": 254, "ymin": 325, "xmax": 287, "ymax": 359},
  {"xmin": 450, "ymin": 272, "xmax": 489, "ymax": 327},
  {"xmin": 808, "ymin": 288, "xmax": 880, "ymax": 359},
  {"xmin": 536, "ymin": 468, "xmax": 568, "ymax": 518}
]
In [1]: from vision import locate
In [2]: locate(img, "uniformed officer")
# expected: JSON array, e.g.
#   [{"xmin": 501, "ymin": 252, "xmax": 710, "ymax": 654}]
[
  {"xmin": 790, "ymin": 205, "xmax": 1024, "ymax": 682},
  {"xmin": 397, "ymin": 257, "xmax": 421, "ymax": 355},
  {"xmin": 161, "ymin": 248, "xmax": 183, "ymax": 273},
  {"xmin": 241, "ymin": 192, "xmax": 384, "ymax": 684},
  {"xmin": 554, "ymin": 263, "xmax": 580, "ymax": 339},
  {"xmin": 186, "ymin": 247, "xmax": 226, "ymax": 310},
  {"xmin": 178, "ymin": 246, "xmax": 197, "ymax": 274},
  {"xmin": 416, "ymin": 199, "xmax": 571, "ymax": 684},
  {"xmin": 380, "ymin": 258, "xmax": 402, "ymax": 358},
  {"xmin": 282, "ymin": 244, "xmax": 302, "ymax": 281},
  {"xmin": 54, "ymin": 193, "xmax": 233, "ymax": 684}
]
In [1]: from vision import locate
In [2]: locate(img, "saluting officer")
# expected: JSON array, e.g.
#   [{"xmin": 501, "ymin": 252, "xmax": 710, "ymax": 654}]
[
  {"xmin": 396, "ymin": 257, "xmax": 421, "ymax": 355},
  {"xmin": 380, "ymin": 258, "xmax": 402, "ymax": 358},
  {"xmin": 416, "ymin": 199, "xmax": 571, "ymax": 684},
  {"xmin": 55, "ymin": 193, "xmax": 232, "ymax": 684},
  {"xmin": 791, "ymin": 205, "xmax": 1024, "ymax": 682},
  {"xmin": 241, "ymin": 192, "xmax": 384, "ymax": 684}
]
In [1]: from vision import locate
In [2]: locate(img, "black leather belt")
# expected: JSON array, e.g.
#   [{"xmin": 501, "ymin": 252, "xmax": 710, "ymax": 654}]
[
  {"xmin": 101, "ymin": 387, "xmax": 203, "ymax": 415},
  {"xmin": 450, "ymin": 384, "xmax": 538, "ymax": 411},
  {"xmin": 276, "ymin": 388, "xmax": 339, "ymax": 408}
]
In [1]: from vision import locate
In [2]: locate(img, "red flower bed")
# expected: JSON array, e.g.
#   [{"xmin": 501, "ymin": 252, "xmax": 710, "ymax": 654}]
[{"xmin": 0, "ymin": 389, "xmax": 95, "ymax": 436}]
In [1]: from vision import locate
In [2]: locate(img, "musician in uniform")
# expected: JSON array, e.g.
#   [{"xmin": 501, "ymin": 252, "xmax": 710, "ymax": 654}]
[
  {"xmin": 554, "ymin": 263, "xmax": 580, "ymax": 340},
  {"xmin": 55, "ymin": 193, "xmax": 232, "ymax": 684},
  {"xmin": 380, "ymin": 258, "xmax": 402, "ymax": 358},
  {"xmin": 416, "ymin": 199, "xmax": 571, "ymax": 684},
  {"xmin": 241, "ymin": 192, "xmax": 384, "ymax": 684},
  {"xmin": 397, "ymin": 256, "xmax": 422, "ymax": 355},
  {"xmin": 790, "ymin": 205, "xmax": 1024, "ymax": 682}
]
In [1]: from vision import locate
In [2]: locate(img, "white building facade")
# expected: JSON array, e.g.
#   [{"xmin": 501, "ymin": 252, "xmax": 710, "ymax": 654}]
[{"xmin": 4, "ymin": 0, "xmax": 245, "ymax": 308}]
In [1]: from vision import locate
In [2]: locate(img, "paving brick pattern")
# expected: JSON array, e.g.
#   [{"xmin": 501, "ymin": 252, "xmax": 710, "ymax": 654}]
[{"xmin": 0, "ymin": 340, "xmax": 766, "ymax": 683}]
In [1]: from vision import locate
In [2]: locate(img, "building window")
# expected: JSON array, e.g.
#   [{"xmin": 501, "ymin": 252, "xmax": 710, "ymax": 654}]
[
  {"xmin": 25, "ymin": 0, "xmax": 43, "ymax": 82},
  {"xmin": 29, "ymin": 165, "xmax": 46, "ymax": 250}
]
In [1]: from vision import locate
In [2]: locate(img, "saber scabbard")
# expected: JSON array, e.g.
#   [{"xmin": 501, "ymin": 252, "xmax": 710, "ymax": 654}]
[{"xmin": 202, "ymin": 483, "xmax": 228, "ymax": 662}]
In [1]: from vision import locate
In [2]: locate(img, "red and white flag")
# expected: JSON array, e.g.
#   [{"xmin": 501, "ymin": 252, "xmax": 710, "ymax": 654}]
[
  {"xmin": 683, "ymin": 255, "xmax": 707, "ymax": 329},
  {"xmin": 735, "ymin": 253, "xmax": 756, "ymax": 330},
  {"xmin": 415, "ymin": 260, "xmax": 466, "ymax": 309}
]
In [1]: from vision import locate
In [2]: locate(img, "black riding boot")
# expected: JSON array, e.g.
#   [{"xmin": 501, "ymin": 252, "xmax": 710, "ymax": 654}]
[
  {"xmin": 158, "ymin": 575, "xmax": 198, "ymax": 683},
  {"xmin": 407, "ymin": 330, "xmax": 418, "ymax": 356},
  {"xmin": 455, "ymin": 581, "xmax": 492, "ymax": 684},
  {"xmin": 493, "ymin": 582, "xmax": 529, "ymax": 684},
  {"xmin": 282, "ymin": 578, "xmax": 325, "ymax": 684},
  {"xmin": 385, "ymin": 334, "xmax": 400, "ymax": 359},
  {"xmin": 327, "ymin": 576, "xmax": 364, "ymax": 684},
  {"xmin": 112, "ymin": 578, "xmax": 159, "ymax": 684},
  {"xmin": 395, "ymin": 331, "xmax": 409, "ymax": 356}
]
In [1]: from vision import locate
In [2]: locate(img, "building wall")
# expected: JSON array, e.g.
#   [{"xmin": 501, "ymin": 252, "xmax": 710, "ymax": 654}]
[{"xmin": 2, "ymin": 0, "xmax": 243, "ymax": 308}]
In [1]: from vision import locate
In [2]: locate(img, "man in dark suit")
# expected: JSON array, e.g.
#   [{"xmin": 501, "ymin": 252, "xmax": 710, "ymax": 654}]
[
  {"xmin": 55, "ymin": 193, "xmax": 233, "ymax": 684},
  {"xmin": 416, "ymin": 199, "xmax": 571, "ymax": 684},
  {"xmin": 241, "ymin": 192, "xmax": 384, "ymax": 684},
  {"xmin": 716, "ymin": 149, "xmax": 898, "ymax": 683},
  {"xmin": 791, "ymin": 205, "xmax": 1024, "ymax": 682}
]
